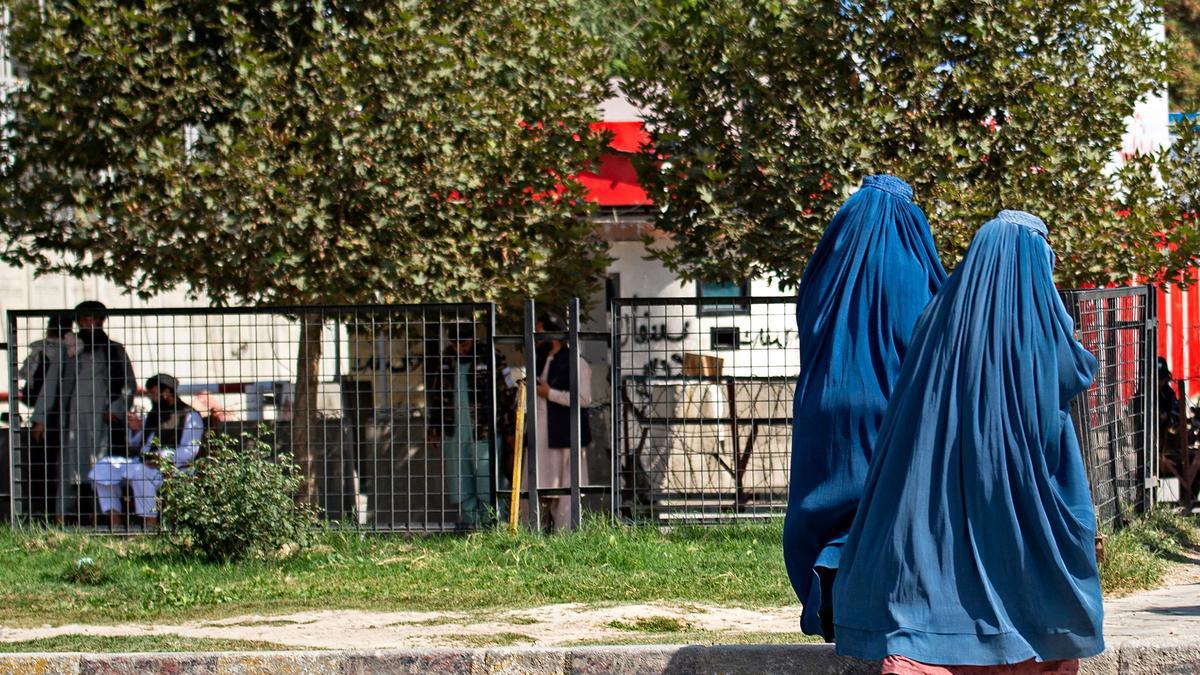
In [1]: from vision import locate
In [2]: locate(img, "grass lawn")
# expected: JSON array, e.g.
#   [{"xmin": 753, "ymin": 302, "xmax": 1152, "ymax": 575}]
[
  {"xmin": 0, "ymin": 634, "xmax": 300, "ymax": 653},
  {"xmin": 0, "ymin": 518, "xmax": 794, "ymax": 627},
  {"xmin": 0, "ymin": 512, "xmax": 1194, "ymax": 630},
  {"xmin": 1100, "ymin": 508, "xmax": 1200, "ymax": 595}
]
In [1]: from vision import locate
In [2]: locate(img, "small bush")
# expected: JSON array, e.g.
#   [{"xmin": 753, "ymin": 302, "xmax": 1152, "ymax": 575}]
[
  {"xmin": 1100, "ymin": 508, "xmax": 1200, "ymax": 595},
  {"xmin": 63, "ymin": 557, "xmax": 107, "ymax": 585},
  {"xmin": 159, "ymin": 432, "xmax": 320, "ymax": 562}
]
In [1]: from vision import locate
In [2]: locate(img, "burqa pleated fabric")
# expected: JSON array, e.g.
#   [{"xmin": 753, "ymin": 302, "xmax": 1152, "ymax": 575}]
[
  {"xmin": 832, "ymin": 210, "xmax": 1104, "ymax": 665},
  {"xmin": 783, "ymin": 174, "xmax": 947, "ymax": 638}
]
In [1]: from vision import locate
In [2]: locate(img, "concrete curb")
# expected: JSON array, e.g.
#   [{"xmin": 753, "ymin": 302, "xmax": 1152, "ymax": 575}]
[{"xmin": 0, "ymin": 641, "xmax": 1196, "ymax": 674}]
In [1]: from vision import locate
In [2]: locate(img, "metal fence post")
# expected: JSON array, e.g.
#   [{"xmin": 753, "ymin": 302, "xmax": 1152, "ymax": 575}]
[
  {"xmin": 6, "ymin": 312, "xmax": 17, "ymax": 526},
  {"xmin": 1145, "ymin": 288, "xmax": 1158, "ymax": 511},
  {"xmin": 568, "ymin": 297, "xmax": 582, "ymax": 531},
  {"xmin": 610, "ymin": 301, "xmax": 621, "ymax": 524},
  {"xmin": 1105, "ymin": 296, "xmax": 1122, "ymax": 520},
  {"xmin": 487, "ymin": 303, "xmax": 500, "ymax": 523},
  {"xmin": 523, "ymin": 300, "xmax": 541, "ymax": 530}
]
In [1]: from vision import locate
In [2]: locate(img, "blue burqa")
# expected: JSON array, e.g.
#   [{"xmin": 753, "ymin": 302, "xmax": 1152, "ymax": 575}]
[
  {"xmin": 783, "ymin": 174, "xmax": 946, "ymax": 638},
  {"xmin": 833, "ymin": 211, "xmax": 1104, "ymax": 665}
]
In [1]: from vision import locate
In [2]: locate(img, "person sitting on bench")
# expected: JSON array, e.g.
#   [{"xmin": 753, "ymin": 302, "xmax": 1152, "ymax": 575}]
[{"xmin": 90, "ymin": 374, "xmax": 204, "ymax": 528}]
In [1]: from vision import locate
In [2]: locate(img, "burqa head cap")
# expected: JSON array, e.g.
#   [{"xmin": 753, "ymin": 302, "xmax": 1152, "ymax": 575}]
[
  {"xmin": 995, "ymin": 209, "xmax": 1048, "ymax": 238},
  {"xmin": 861, "ymin": 174, "xmax": 914, "ymax": 202}
]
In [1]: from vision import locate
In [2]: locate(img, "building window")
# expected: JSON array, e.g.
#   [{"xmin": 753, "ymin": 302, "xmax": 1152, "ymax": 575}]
[
  {"xmin": 710, "ymin": 326, "xmax": 740, "ymax": 350},
  {"xmin": 697, "ymin": 280, "xmax": 750, "ymax": 316},
  {"xmin": 605, "ymin": 273, "xmax": 621, "ymax": 312}
]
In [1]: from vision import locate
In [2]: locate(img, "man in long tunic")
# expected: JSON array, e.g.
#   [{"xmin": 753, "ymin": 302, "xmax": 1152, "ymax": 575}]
[{"xmin": 61, "ymin": 301, "xmax": 136, "ymax": 525}]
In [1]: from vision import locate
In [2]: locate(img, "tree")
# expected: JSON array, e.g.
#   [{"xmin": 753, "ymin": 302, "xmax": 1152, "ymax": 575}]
[
  {"xmin": 575, "ymin": 0, "xmax": 652, "ymax": 72},
  {"xmin": 0, "ymin": 0, "xmax": 612, "ymax": 503},
  {"xmin": 622, "ymin": 0, "xmax": 1200, "ymax": 288},
  {"xmin": 1166, "ymin": 0, "xmax": 1200, "ymax": 112}
]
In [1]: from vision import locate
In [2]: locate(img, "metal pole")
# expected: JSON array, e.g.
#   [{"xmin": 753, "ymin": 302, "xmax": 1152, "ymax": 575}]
[
  {"xmin": 1145, "ymin": 287, "xmax": 1158, "ymax": 510},
  {"xmin": 610, "ymin": 301, "xmax": 621, "ymax": 524},
  {"xmin": 1105, "ymin": 297, "xmax": 1121, "ymax": 521},
  {"xmin": 523, "ymin": 300, "xmax": 541, "ymax": 530},
  {"xmin": 486, "ymin": 304, "xmax": 500, "ymax": 523},
  {"xmin": 6, "ymin": 312, "xmax": 18, "ymax": 526},
  {"xmin": 568, "ymin": 297, "xmax": 582, "ymax": 531}
]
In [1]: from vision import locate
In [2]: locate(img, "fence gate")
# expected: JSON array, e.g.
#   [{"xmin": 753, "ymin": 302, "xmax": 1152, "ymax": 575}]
[{"xmin": 4, "ymin": 289, "xmax": 1158, "ymax": 534}]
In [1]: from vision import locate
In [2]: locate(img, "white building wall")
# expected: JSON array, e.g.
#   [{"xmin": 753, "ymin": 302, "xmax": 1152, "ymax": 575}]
[{"xmin": 604, "ymin": 240, "xmax": 797, "ymax": 382}]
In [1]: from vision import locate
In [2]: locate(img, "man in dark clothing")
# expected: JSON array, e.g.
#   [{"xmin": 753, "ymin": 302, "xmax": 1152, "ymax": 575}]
[
  {"xmin": 21, "ymin": 314, "xmax": 77, "ymax": 520},
  {"xmin": 62, "ymin": 301, "xmax": 136, "ymax": 524}
]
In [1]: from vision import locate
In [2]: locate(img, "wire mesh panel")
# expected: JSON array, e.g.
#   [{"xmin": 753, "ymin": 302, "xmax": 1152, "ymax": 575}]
[
  {"xmin": 613, "ymin": 297, "xmax": 799, "ymax": 524},
  {"xmin": 613, "ymin": 289, "xmax": 1155, "ymax": 530},
  {"xmin": 1062, "ymin": 287, "xmax": 1156, "ymax": 531},
  {"xmin": 6, "ymin": 303, "xmax": 504, "ymax": 533}
]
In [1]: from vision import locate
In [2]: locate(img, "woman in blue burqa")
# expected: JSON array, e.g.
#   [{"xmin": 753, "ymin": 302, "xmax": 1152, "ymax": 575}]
[
  {"xmin": 783, "ymin": 174, "xmax": 946, "ymax": 641},
  {"xmin": 833, "ymin": 211, "xmax": 1102, "ymax": 674}
]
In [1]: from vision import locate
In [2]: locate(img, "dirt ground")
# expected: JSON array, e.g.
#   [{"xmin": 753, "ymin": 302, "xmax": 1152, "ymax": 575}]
[
  {"xmin": 0, "ymin": 602, "xmax": 804, "ymax": 649},
  {"xmin": 4, "ymin": 550, "xmax": 1198, "ymax": 650}
]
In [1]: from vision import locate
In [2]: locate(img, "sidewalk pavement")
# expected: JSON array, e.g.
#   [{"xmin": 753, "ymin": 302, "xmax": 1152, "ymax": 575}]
[{"xmin": 0, "ymin": 577, "xmax": 1196, "ymax": 673}]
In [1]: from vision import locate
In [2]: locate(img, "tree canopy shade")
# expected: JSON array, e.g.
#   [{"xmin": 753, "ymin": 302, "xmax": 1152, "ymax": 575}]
[
  {"xmin": 0, "ymin": 0, "xmax": 612, "ymax": 309},
  {"xmin": 622, "ymin": 0, "xmax": 1200, "ymax": 288}
]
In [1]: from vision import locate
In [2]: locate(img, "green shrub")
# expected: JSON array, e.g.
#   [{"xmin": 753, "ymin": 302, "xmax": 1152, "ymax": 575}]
[
  {"xmin": 1100, "ymin": 508, "xmax": 1199, "ymax": 595},
  {"xmin": 159, "ymin": 432, "xmax": 319, "ymax": 562},
  {"xmin": 62, "ymin": 557, "xmax": 107, "ymax": 585}
]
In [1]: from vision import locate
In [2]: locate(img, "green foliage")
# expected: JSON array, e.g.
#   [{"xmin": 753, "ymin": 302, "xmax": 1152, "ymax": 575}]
[
  {"xmin": 624, "ymin": 0, "xmax": 1199, "ymax": 287},
  {"xmin": 159, "ymin": 433, "xmax": 319, "ymax": 562},
  {"xmin": 1100, "ymin": 508, "xmax": 1199, "ymax": 595},
  {"xmin": 1167, "ymin": 0, "xmax": 1200, "ymax": 112},
  {"xmin": 0, "ymin": 0, "xmax": 612, "ymax": 310},
  {"xmin": 575, "ymin": 0, "xmax": 653, "ymax": 72},
  {"xmin": 62, "ymin": 557, "xmax": 108, "ymax": 586},
  {"xmin": 0, "ymin": 518, "xmax": 793, "ymax": 626}
]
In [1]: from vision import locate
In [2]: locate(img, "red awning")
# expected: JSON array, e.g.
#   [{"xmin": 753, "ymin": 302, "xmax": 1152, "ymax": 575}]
[{"xmin": 579, "ymin": 121, "xmax": 652, "ymax": 207}]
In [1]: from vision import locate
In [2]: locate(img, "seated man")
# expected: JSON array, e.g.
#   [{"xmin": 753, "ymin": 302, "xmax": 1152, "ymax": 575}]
[{"xmin": 90, "ymin": 374, "xmax": 204, "ymax": 528}]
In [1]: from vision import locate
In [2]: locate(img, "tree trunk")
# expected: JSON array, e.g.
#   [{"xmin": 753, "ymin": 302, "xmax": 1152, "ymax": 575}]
[{"xmin": 292, "ymin": 312, "xmax": 322, "ymax": 506}]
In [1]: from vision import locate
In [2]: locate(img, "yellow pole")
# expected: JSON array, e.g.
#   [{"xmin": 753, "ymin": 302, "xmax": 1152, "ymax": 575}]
[{"xmin": 507, "ymin": 380, "xmax": 527, "ymax": 535}]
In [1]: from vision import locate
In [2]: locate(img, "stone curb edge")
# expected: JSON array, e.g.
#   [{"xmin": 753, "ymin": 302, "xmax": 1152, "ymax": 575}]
[{"xmin": 0, "ymin": 640, "xmax": 1196, "ymax": 674}]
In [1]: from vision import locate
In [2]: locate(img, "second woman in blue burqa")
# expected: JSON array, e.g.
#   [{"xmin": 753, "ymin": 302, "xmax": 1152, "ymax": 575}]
[
  {"xmin": 783, "ymin": 174, "xmax": 946, "ymax": 640},
  {"xmin": 832, "ymin": 211, "xmax": 1104, "ymax": 667}
]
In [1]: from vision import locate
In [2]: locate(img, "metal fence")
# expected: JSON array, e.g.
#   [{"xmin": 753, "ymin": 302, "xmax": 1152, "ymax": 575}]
[
  {"xmin": 4, "ymin": 288, "xmax": 1158, "ymax": 533},
  {"xmin": 612, "ymin": 297, "xmax": 798, "ymax": 523},
  {"xmin": 1062, "ymin": 287, "xmax": 1157, "ymax": 529},
  {"xmin": 6, "ymin": 304, "xmax": 504, "ymax": 532},
  {"xmin": 613, "ymin": 289, "xmax": 1157, "ymax": 530}
]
